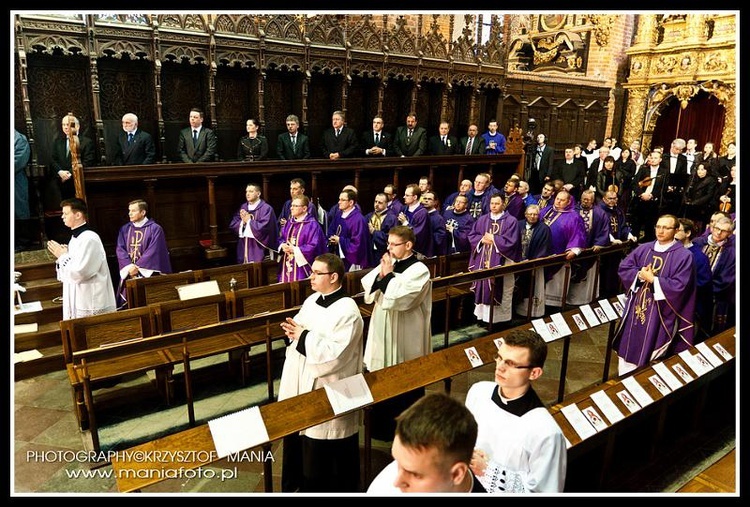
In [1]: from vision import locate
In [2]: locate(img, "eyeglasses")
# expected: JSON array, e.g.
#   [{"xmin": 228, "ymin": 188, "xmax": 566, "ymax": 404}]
[
  {"xmin": 290, "ymin": 204, "xmax": 304, "ymax": 207},
  {"xmin": 654, "ymin": 225, "xmax": 675, "ymax": 230},
  {"xmin": 495, "ymin": 354, "xmax": 533, "ymax": 369},
  {"xmin": 311, "ymin": 271, "xmax": 333, "ymax": 276},
  {"xmin": 387, "ymin": 241, "xmax": 406, "ymax": 247},
  {"xmin": 714, "ymin": 228, "xmax": 732, "ymax": 234}
]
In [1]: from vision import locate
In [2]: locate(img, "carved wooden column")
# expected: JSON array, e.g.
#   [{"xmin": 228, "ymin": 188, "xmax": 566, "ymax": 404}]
[
  {"xmin": 208, "ymin": 33, "xmax": 218, "ymax": 159},
  {"xmin": 152, "ymin": 19, "xmax": 167, "ymax": 163},
  {"xmin": 85, "ymin": 15, "xmax": 106, "ymax": 166},
  {"xmin": 205, "ymin": 176, "xmax": 226, "ymax": 260}
]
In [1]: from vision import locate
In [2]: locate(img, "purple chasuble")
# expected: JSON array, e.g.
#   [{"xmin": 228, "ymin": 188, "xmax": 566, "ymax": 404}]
[
  {"xmin": 612, "ymin": 240, "xmax": 696, "ymax": 368},
  {"xmin": 467, "ymin": 212, "xmax": 521, "ymax": 306}
]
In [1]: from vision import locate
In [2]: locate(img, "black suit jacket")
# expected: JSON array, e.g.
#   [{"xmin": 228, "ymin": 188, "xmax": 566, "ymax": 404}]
[
  {"xmin": 177, "ymin": 127, "xmax": 218, "ymax": 163},
  {"xmin": 551, "ymin": 159, "xmax": 585, "ymax": 198},
  {"xmin": 633, "ymin": 164, "xmax": 669, "ymax": 205},
  {"xmin": 534, "ymin": 144, "xmax": 555, "ymax": 185},
  {"xmin": 428, "ymin": 135, "xmax": 459, "ymax": 155},
  {"xmin": 661, "ymin": 153, "xmax": 689, "ymax": 189},
  {"xmin": 276, "ymin": 131, "xmax": 311, "ymax": 160},
  {"xmin": 459, "ymin": 135, "xmax": 486, "ymax": 155},
  {"xmin": 361, "ymin": 130, "xmax": 393, "ymax": 156},
  {"xmin": 320, "ymin": 127, "xmax": 359, "ymax": 158},
  {"xmin": 393, "ymin": 126, "xmax": 427, "ymax": 157},
  {"xmin": 49, "ymin": 135, "xmax": 97, "ymax": 202},
  {"xmin": 114, "ymin": 129, "xmax": 156, "ymax": 165}
]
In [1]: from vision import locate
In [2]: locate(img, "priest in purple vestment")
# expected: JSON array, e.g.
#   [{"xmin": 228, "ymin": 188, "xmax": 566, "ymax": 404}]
[
  {"xmin": 541, "ymin": 190, "xmax": 587, "ymax": 307},
  {"xmin": 598, "ymin": 190, "xmax": 637, "ymax": 298},
  {"xmin": 566, "ymin": 189, "xmax": 610, "ymax": 305},
  {"xmin": 468, "ymin": 193, "xmax": 521, "ymax": 325},
  {"xmin": 612, "ymin": 214, "xmax": 696, "ymax": 376},
  {"xmin": 115, "ymin": 199, "xmax": 172, "ymax": 308},
  {"xmin": 397, "ymin": 184, "xmax": 432, "ymax": 257},
  {"xmin": 277, "ymin": 196, "xmax": 327, "ymax": 282},
  {"xmin": 229, "ymin": 183, "xmax": 279, "ymax": 264},
  {"xmin": 443, "ymin": 194, "xmax": 475, "ymax": 254},
  {"xmin": 327, "ymin": 188, "xmax": 371, "ymax": 271}
]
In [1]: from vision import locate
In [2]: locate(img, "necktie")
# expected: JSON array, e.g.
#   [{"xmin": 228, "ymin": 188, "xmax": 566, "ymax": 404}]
[
  {"xmin": 442, "ymin": 136, "xmax": 447, "ymax": 146},
  {"xmin": 375, "ymin": 132, "xmax": 379, "ymax": 144},
  {"xmin": 336, "ymin": 129, "xmax": 340, "ymax": 137},
  {"xmin": 408, "ymin": 129, "xmax": 413, "ymax": 139},
  {"xmin": 291, "ymin": 135, "xmax": 296, "ymax": 148},
  {"xmin": 465, "ymin": 137, "xmax": 472, "ymax": 155},
  {"xmin": 193, "ymin": 130, "xmax": 199, "ymax": 145},
  {"xmin": 127, "ymin": 133, "xmax": 134, "ymax": 145}
]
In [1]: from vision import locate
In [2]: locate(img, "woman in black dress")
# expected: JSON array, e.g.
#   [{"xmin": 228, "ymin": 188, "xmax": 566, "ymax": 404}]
[{"xmin": 237, "ymin": 118, "xmax": 269, "ymax": 161}]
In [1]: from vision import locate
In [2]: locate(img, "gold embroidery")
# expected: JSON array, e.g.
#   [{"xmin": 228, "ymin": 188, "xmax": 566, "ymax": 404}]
[{"xmin": 129, "ymin": 230, "xmax": 144, "ymax": 263}]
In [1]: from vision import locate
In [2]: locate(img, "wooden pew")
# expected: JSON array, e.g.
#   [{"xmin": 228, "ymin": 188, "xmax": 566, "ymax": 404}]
[
  {"xmin": 550, "ymin": 328, "xmax": 736, "ymax": 491},
  {"xmin": 197, "ymin": 262, "xmax": 260, "ymax": 293},
  {"xmin": 126, "ymin": 271, "xmax": 200, "ymax": 308},
  {"xmin": 59, "ymin": 306, "xmax": 164, "ymax": 431},
  {"xmin": 69, "ymin": 306, "xmax": 302, "ymax": 454},
  {"xmin": 109, "ymin": 299, "xmax": 689, "ymax": 493}
]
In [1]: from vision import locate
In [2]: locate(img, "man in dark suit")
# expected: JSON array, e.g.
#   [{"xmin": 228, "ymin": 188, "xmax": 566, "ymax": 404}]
[
  {"xmin": 459, "ymin": 124, "xmax": 486, "ymax": 155},
  {"xmin": 393, "ymin": 112, "xmax": 427, "ymax": 157},
  {"xmin": 427, "ymin": 121, "xmax": 459, "ymax": 155},
  {"xmin": 320, "ymin": 110, "xmax": 359, "ymax": 160},
  {"xmin": 113, "ymin": 113, "xmax": 156, "ymax": 165},
  {"xmin": 361, "ymin": 115, "xmax": 392, "ymax": 157},
  {"xmin": 49, "ymin": 113, "xmax": 96, "ymax": 203},
  {"xmin": 532, "ymin": 133, "xmax": 555, "ymax": 192},
  {"xmin": 276, "ymin": 114, "xmax": 311, "ymax": 160},
  {"xmin": 550, "ymin": 146, "xmax": 585, "ymax": 202},
  {"xmin": 660, "ymin": 138, "xmax": 689, "ymax": 215},
  {"xmin": 631, "ymin": 150, "xmax": 669, "ymax": 242},
  {"xmin": 177, "ymin": 107, "xmax": 218, "ymax": 163}
]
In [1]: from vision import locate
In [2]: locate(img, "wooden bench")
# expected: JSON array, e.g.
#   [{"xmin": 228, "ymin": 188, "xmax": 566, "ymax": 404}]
[
  {"xmin": 69, "ymin": 306, "xmax": 302, "ymax": 453},
  {"xmin": 109, "ymin": 298, "xmax": 693, "ymax": 492},
  {"xmin": 125, "ymin": 271, "xmax": 200, "ymax": 308},
  {"xmin": 60, "ymin": 306, "xmax": 163, "ymax": 431}
]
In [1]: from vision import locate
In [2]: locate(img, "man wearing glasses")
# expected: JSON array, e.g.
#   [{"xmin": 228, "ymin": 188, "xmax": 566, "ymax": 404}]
[
  {"xmin": 692, "ymin": 216, "xmax": 735, "ymax": 334},
  {"xmin": 465, "ymin": 330, "xmax": 566, "ymax": 492},
  {"xmin": 362, "ymin": 225, "xmax": 433, "ymax": 441},
  {"xmin": 278, "ymin": 253, "xmax": 364, "ymax": 492},
  {"xmin": 612, "ymin": 214, "xmax": 696, "ymax": 376}
]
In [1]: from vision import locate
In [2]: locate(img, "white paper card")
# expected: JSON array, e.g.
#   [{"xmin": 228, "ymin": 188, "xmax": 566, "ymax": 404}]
[
  {"xmin": 13, "ymin": 301, "xmax": 43, "ymax": 314},
  {"xmin": 323, "ymin": 373, "xmax": 374, "ymax": 415},
  {"xmin": 546, "ymin": 322, "xmax": 564, "ymax": 342},
  {"xmin": 561, "ymin": 404, "xmax": 597, "ymax": 440},
  {"xmin": 208, "ymin": 406, "xmax": 270, "ymax": 458},
  {"xmin": 590, "ymin": 390, "xmax": 625, "ymax": 423},
  {"xmin": 581, "ymin": 406, "xmax": 608, "ymax": 432},
  {"xmin": 579, "ymin": 304, "xmax": 600, "ymax": 327},
  {"xmin": 531, "ymin": 318, "xmax": 554, "ymax": 342},
  {"xmin": 13, "ymin": 349, "xmax": 43, "ymax": 364},
  {"xmin": 621, "ymin": 376, "xmax": 654, "ymax": 407},
  {"xmin": 572, "ymin": 314, "xmax": 588, "ymax": 331},
  {"xmin": 712, "ymin": 343, "xmax": 733, "ymax": 361},
  {"xmin": 679, "ymin": 350, "xmax": 712, "ymax": 376},
  {"xmin": 648, "ymin": 374, "xmax": 672, "ymax": 396},
  {"xmin": 615, "ymin": 389, "xmax": 641, "ymax": 413},
  {"xmin": 550, "ymin": 313, "xmax": 573, "ymax": 337},
  {"xmin": 464, "ymin": 346, "xmax": 483, "ymax": 367},
  {"xmin": 612, "ymin": 301, "xmax": 624, "ymax": 317},
  {"xmin": 14, "ymin": 323, "xmax": 38, "ymax": 334},
  {"xmin": 617, "ymin": 293, "xmax": 627, "ymax": 307},
  {"xmin": 672, "ymin": 363, "xmax": 694, "ymax": 384},
  {"xmin": 177, "ymin": 280, "xmax": 221, "ymax": 301},
  {"xmin": 598, "ymin": 299, "xmax": 619, "ymax": 321},
  {"xmin": 695, "ymin": 342, "xmax": 724, "ymax": 367},
  {"xmin": 493, "ymin": 337, "xmax": 504, "ymax": 350},
  {"xmin": 594, "ymin": 306, "xmax": 609, "ymax": 323},
  {"xmin": 652, "ymin": 362, "xmax": 684, "ymax": 391}
]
